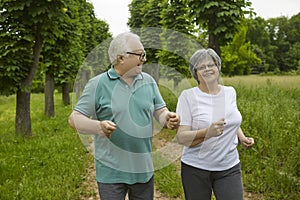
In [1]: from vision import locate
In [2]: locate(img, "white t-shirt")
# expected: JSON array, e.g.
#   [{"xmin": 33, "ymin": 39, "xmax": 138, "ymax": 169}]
[{"xmin": 176, "ymin": 85, "xmax": 241, "ymax": 171}]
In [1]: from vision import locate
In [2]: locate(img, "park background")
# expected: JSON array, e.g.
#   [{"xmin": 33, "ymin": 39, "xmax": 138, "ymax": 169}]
[{"xmin": 1, "ymin": 0, "xmax": 299, "ymax": 199}]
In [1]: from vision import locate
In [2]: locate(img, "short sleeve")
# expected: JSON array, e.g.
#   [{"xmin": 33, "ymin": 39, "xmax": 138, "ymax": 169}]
[
  {"xmin": 148, "ymin": 76, "xmax": 166, "ymax": 110},
  {"xmin": 74, "ymin": 76, "xmax": 99, "ymax": 118},
  {"xmin": 229, "ymin": 86, "xmax": 237, "ymax": 107},
  {"xmin": 176, "ymin": 90, "xmax": 192, "ymax": 126}
]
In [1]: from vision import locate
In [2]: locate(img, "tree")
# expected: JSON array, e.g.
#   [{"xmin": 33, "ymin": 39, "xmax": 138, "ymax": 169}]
[
  {"xmin": 221, "ymin": 25, "xmax": 261, "ymax": 75},
  {"xmin": 284, "ymin": 13, "xmax": 300, "ymax": 71},
  {"xmin": 267, "ymin": 16, "xmax": 290, "ymax": 71},
  {"xmin": 139, "ymin": 0, "xmax": 165, "ymax": 82},
  {"xmin": 158, "ymin": 0, "xmax": 197, "ymax": 87},
  {"xmin": 41, "ymin": 2, "xmax": 82, "ymax": 117},
  {"xmin": 187, "ymin": 0, "xmax": 252, "ymax": 56},
  {"xmin": 41, "ymin": 0, "xmax": 111, "ymax": 116},
  {"xmin": 246, "ymin": 17, "xmax": 276, "ymax": 73},
  {"xmin": 0, "ymin": 0, "xmax": 74, "ymax": 135},
  {"xmin": 128, "ymin": 0, "xmax": 148, "ymax": 34}
]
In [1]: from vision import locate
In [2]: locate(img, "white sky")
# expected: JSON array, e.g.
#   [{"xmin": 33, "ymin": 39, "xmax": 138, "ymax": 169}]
[{"xmin": 89, "ymin": 0, "xmax": 300, "ymax": 36}]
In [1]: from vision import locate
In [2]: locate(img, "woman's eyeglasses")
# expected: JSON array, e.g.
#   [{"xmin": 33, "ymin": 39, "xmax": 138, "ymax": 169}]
[{"xmin": 195, "ymin": 63, "xmax": 216, "ymax": 71}]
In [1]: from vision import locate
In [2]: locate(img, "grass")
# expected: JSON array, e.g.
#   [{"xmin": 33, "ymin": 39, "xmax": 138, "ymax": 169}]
[
  {"xmin": 229, "ymin": 76, "xmax": 300, "ymax": 199},
  {"xmin": 0, "ymin": 93, "xmax": 92, "ymax": 200},
  {"xmin": 0, "ymin": 75, "xmax": 299, "ymax": 199}
]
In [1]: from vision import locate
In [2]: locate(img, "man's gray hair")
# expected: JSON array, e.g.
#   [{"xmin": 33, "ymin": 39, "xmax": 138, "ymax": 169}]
[
  {"xmin": 189, "ymin": 48, "xmax": 221, "ymax": 83},
  {"xmin": 108, "ymin": 32, "xmax": 141, "ymax": 64}
]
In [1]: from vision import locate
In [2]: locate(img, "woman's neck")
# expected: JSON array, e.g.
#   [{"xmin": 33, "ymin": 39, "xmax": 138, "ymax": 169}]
[{"xmin": 198, "ymin": 83, "xmax": 220, "ymax": 94}]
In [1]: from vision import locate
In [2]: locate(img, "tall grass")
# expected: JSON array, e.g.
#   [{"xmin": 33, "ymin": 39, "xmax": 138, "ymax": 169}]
[{"xmin": 226, "ymin": 77, "xmax": 300, "ymax": 199}]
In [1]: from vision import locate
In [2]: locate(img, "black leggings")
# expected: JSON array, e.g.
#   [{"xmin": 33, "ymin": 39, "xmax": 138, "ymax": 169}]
[{"xmin": 181, "ymin": 162, "xmax": 244, "ymax": 200}]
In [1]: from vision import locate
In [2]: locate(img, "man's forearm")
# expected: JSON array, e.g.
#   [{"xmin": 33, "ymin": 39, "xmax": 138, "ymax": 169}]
[{"xmin": 68, "ymin": 111, "xmax": 102, "ymax": 135}]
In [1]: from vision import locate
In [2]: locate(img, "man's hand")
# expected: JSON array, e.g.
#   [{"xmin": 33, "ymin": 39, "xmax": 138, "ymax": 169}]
[
  {"xmin": 99, "ymin": 120, "xmax": 116, "ymax": 138},
  {"xmin": 165, "ymin": 112, "xmax": 180, "ymax": 130}
]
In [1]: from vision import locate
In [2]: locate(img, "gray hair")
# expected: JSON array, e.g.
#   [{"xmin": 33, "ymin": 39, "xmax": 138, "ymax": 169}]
[
  {"xmin": 108, "ymin": 32, "xmax": 141, "ymax": 64},
  {"xmin": 189, "ymin": 48, "xmax": 221, "ymax": 83}
]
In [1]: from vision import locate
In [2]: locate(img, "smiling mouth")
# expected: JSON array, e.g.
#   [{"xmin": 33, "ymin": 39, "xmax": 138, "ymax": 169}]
[{"xmin": 203, "ymin": 72, "xmax": 214, "ymax": 76}]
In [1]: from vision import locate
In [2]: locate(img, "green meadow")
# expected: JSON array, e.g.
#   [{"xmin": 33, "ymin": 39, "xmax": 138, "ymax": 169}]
[{"xmin": 0, "ymin": 75, "xmax": 299, "ymax": 199}]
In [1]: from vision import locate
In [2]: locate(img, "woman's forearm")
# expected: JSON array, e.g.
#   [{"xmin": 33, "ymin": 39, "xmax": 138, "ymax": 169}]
[{"xmin": 177, "ymin": 127, "xmax": 208, "ymax": 147}]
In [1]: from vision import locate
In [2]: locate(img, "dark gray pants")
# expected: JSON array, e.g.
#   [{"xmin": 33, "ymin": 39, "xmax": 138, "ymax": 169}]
[
  {"xmin": 97, "ymin": 176, "xmax": 154, "ymax": 200},
  {"xmin": 181, "ymin": 162, "xmax": 244, "ymax": 200}
]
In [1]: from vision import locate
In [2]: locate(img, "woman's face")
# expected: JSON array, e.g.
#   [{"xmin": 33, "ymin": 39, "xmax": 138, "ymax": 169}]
[{"xmin": 195, "ymin": 59, "xmax": 219, "ymax": 85}]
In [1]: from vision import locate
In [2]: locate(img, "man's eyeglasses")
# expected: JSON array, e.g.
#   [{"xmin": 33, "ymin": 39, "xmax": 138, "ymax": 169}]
[
  {"xmin": 126, "ymin": 51, "xmax": 146, "ymax": 61},
  {"xmin": 195, "ymin": 63, "xmax": 216, "ymax": 71}
]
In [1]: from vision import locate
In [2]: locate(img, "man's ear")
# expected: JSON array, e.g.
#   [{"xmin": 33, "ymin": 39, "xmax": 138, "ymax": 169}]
[{"xmin": 117, "ymin": 55, "xmax": 124, "ymax": 64}]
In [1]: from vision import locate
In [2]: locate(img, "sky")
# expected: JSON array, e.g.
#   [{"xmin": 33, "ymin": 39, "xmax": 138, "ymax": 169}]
[{"xmin": 89, "ymin": 0, "xmax": 300, "ymax": 36}]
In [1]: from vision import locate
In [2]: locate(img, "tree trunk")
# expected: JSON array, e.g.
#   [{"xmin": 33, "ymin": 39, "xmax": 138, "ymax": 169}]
[
  {"xmin": 208, "ymin": 33, "xmax": 221, "ymax": 56},
  {"xmin": 15, "ymin": 34, "xmax": 43, "ymax": 136},
  {"xmin": 44, "ymin": 71, "xmax": 55, "ymax": 117},
  {"xmin": 15, "ymin": 90, "xmax": 32, "ymax": 136},
  {"xmin": 208, "ymin": 18, "xmax": 221, "ymax": 56},
  {"xmin": 62, "ymin": 82, "xmax": 70, "ymax": 105}
]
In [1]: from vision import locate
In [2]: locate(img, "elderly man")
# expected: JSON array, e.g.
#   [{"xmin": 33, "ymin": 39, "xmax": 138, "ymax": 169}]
[{"xmin": 68, "ymin": 32, "xmax": 180, "ymax": 200}]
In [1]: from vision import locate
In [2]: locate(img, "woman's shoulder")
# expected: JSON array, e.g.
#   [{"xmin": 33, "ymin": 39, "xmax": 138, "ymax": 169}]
[
  {"xmin": 222, "ymin": 85, "xmax": 236, "ymax": 93},
  {"xmin": 179, "ymin": 87, "xmax": 198, "ymax": 97}
]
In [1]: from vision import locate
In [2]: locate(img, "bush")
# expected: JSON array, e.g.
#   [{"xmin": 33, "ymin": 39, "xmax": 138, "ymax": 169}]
[{"xmin": 159, "ymin": 84, "xmax": 178, "ymax": 112}]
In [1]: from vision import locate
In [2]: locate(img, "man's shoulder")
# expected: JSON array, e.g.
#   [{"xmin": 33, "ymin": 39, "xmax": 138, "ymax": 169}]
[{"xmin": 87, "ymin": 72, "xmax": 109, "ymax": 85}]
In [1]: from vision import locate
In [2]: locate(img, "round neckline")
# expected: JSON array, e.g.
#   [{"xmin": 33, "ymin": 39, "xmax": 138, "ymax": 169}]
[{"xmin": 195, "ymin": 85, "xmax": 223, "ymax": 96}]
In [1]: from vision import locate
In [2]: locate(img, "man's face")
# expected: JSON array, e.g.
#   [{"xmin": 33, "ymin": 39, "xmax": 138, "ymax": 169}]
[{"xmin": 122, "ymin": 39, "xmax": 146, "ymax": 77}]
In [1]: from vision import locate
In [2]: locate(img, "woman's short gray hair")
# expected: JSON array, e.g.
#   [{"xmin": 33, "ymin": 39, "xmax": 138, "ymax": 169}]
[
  {"xmin": 108, "ymin": 32, "xmax": 141, "ymax": 64},
  {"xmin": 189, "ymin": 48, "xmax": 221, "ymax": 83}
]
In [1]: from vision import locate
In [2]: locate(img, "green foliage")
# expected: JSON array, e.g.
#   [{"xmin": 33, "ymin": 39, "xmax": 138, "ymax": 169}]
[
  {"xmin": 0, "ymin": 0, "xmax": 75, "ymax": 93},
  {"xmin": 221, "ymin": 25, "xmax": 261, "ymax": 75},
  {"xmin": 128, "ymin": 0, "xmax": 148, "ymax": 30},
  {"xmin": 158, "ymin": 0, "xmax": 195, "ymax": 85},
  {"xmin": 138, "ymin": 0, "xmax": 165, "ymax": 66},
  {"xmin": 188, "ymin": 0, "xmax": 253, "ymax": 54},
  {"xmin": 0, "ymin": 93, "xmax": 90, "ymax": 199},
  {"xmin": 158, "ymin": 84, "xmax": 178, "ymax": 112}
]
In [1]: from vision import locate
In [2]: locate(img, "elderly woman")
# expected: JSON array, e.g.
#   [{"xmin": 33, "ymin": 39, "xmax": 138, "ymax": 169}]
[{"xmin": 176, "ymin": 48, "xmax": 255, "ymax": 200}]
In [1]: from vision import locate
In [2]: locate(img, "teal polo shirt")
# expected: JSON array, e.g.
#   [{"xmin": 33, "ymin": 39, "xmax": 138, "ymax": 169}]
[{"xmin": 74, "ymin": 66, "xmax": 166, "ymax": 184}]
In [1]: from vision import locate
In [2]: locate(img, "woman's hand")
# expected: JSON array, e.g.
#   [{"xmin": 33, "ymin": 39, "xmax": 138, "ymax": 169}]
[
  {"xmin": 239, "ymin": 137, "xmax": 255, "ymax": 149},
  {"xmin": 206, "ymin": 118, "xmax": 226, "ymax": 138}
]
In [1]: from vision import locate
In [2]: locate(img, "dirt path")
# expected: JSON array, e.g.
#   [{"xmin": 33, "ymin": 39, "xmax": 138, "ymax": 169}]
[
  {"xmin": 80, "ymin": 162, "xmax": 262, "ymax": 200},
  {"xmin": 80, "ymin": 162, "xmax": 177, "ymax": 200},
  {"xmin": 80, "ymin": 137, "xmax": 263, "ymax": 200}
]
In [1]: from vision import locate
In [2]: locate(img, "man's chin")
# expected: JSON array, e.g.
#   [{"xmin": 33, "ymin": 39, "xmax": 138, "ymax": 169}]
[{"xmin": 135, "ymin": 67, "xmax": 142, "ymax": 74}]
